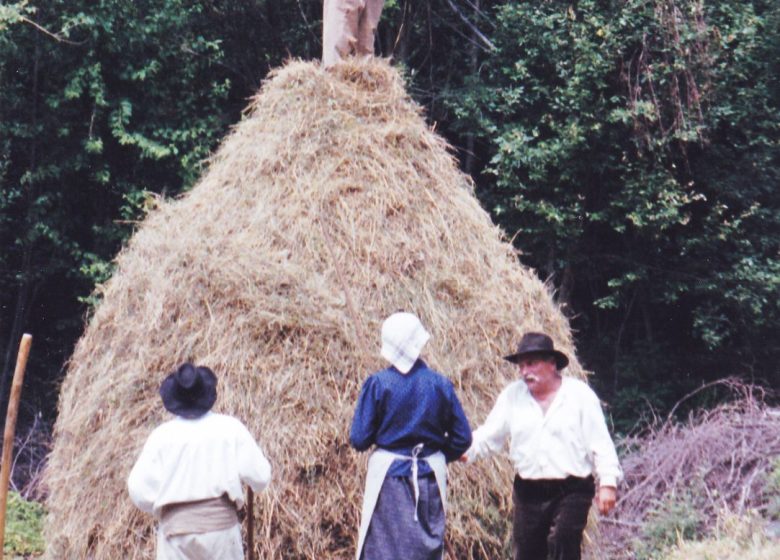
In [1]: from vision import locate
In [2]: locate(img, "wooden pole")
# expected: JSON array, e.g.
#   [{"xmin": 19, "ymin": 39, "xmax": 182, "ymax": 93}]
[
  {"xmin": 246, "ymin": 487, "xmax": 255, "ymax": 560},
  {"xmin": 0, "ymin": 333, "xmax": 32, "ymax": 559}
]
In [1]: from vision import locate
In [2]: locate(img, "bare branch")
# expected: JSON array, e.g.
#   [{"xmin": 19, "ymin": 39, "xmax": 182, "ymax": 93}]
[
  {"xmin": 443, "ymin": 0, "xmax": 496, "ymax": 51},
  {"xmin": 593, "ymin": 385, "xmax": 780, "ymax": 558},
  {"xmin": 20, "ymin": 15, "xmax": 86, "ymax": 45}
]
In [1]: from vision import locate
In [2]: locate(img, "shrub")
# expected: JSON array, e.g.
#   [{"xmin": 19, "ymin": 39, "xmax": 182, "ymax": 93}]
[
  {"xmin": 663, "ymin": 510, "xmax": 780, "ymax": 560},
  {"xmin": 3, "ymin": 490, "xmax": 45, "ymax": 556},
  {"xmin": 765, "ymin": 456, "xmax": 780, "ymax": 520},
  {"xmin": 634, "ymin": 490, "xmax": 704, "ymax": 560}
]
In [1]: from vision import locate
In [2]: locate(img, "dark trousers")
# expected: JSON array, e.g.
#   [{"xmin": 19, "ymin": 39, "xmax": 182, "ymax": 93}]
[{"xmin": 512, "ymin": 475, "xmax": 595, "ymax": 560}]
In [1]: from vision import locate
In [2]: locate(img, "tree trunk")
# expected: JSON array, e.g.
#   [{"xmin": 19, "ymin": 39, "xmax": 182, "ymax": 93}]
[
  {"xmin": 558, "ymin": 262, "xmax": 574, "ymax": 315},
  {"xmin": 463, "ymin": 0, "xmax": 480, "ymax": 175}
]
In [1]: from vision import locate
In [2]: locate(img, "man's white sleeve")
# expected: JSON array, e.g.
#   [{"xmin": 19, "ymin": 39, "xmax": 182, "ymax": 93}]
[
  {"xmin": 127, "ymin": 433, "xmax": 162, "ymax": 514},
  {"xmin": 582, "ymin": 389, "xmax": 622, "ymax": 487},
  {"xmin": 467, "ymin": 386, "xmax": 512, "ymax": 461},
  {"xmin": 236, "ymin": 423, "xmax": 272, "ymax": 493}
]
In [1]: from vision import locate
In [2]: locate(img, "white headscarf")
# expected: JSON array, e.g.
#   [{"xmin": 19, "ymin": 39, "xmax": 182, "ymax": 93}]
[{"xmin": 380, "ymin": 312, "xmax": 430, "ymax": 374}]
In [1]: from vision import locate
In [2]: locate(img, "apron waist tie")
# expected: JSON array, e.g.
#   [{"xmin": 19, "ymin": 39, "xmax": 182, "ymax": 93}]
[
  {"xmin": 410, "ymin": 443, "xmax": 423, "ymax": 522},
  {"xmin": 377, "ymin": 443, "xmax": 426, "ymax": 523}
]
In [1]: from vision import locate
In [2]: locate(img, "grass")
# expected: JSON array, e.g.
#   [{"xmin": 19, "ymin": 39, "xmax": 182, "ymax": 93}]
[
  {"xmin": 3, "ymin": 491, "xmax": 45, "ymax": 558},
  {"xmin": 663, "ymin": 511, "xmax": 780, "ymax": 560}
]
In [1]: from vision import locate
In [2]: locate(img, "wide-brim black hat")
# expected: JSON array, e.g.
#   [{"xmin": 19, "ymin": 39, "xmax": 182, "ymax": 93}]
[
  {"xmin": 503, "ymin": 332, "xmax": 569, "ymax": 370},
  {"xmin": 159, "ymin": 363, "xmax": 217, "ymax": 419}
]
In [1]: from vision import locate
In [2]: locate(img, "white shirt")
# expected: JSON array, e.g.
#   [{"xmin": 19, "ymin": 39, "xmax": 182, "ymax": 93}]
[
  {"xmin": 128, "ymin": 412, "xmax": 272, "ymax": 517},
  {"xmin": 467, "ymin": 377, "xmax": 622, "ymax": 487}
]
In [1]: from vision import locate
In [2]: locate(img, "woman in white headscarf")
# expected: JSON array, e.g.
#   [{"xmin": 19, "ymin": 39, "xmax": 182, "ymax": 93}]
[{"xmin": 350, "ymin": 312, "xmax": 472, "ymax": 560}]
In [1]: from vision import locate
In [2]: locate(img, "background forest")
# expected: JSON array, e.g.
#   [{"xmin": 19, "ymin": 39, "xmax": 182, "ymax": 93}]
[{"xmin": 1, "ymin": 0, "xmax": 778, "ymax": 439}]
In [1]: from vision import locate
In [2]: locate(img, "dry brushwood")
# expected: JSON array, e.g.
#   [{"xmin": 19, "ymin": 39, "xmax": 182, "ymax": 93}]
[
  {"xmin": 590, "ymin": 381, "xmax": 780, "ymax": 559},
  {"xmin": 9, "ymin": 415, "xmax": 50, "ymax": 501},
  {"xmin": 43, "ymin": 58, "xmax": 586, "ymax": 559}
]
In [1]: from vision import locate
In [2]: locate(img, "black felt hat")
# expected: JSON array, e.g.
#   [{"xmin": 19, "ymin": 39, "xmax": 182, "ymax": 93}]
[
  {"xmin": 503, "ymin": 332, "xmax": 570, "ymax": 370},
  {"xmin": 159, "ymin": 363, "xmax": 217, "ymax": 419}
]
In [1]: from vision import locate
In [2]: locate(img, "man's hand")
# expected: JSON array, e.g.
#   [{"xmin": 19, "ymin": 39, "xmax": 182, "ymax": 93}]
[
  {"xmin": 596, "ymin": 486, "xmax": 617, "ymax": 515},
  {"xmin": 457, "ymin": 454, "xmax": 469, "ymax": 463}
]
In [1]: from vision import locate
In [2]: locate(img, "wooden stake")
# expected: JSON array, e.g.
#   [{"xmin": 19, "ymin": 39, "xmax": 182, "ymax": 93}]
[
  {"xmin": 0, "ymin": 334, "xmax": 32, "ymax": 559},
  {"xmin": 246, "ymin": 487, "xmax": 255, "ymax": 560}
]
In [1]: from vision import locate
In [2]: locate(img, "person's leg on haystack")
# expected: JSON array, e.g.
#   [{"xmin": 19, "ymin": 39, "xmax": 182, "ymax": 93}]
[
  {"xmin": 322, "ymin": 0, "xmax": 363, "ymax": 67},
  {"xmin": 356, "ymin": 0, "xmax": 384, "ymax": 56}
]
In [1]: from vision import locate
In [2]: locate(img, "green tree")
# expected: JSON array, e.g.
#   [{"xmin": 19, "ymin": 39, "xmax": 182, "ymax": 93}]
[
  {"xmin": 449, "ymin": 0, "xmax": 780, "ymax": 421},
  {"xmin": 0, "ymin": 0, "xmax": 322, "ymax": 416},
  {"xmin": 2, "ymin": 0, "xmax": 777, "ymax": 431},
  {"xmin": 0, "ymin": 0, "xmax": 507, "ymax": 420}
]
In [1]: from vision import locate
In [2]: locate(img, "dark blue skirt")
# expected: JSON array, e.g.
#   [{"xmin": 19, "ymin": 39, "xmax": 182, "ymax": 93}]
[{"xmin": 361, "ymin": 473, "xmax": 445, "ymax": 560}]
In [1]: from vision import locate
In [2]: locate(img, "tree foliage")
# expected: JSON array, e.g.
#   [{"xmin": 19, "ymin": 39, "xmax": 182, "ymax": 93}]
[
  {"xmin": 0, "ymin": 0, "xmax": 503, "ymax": 420},
  {"xmin": 447, "ymin": 0, "xmax": 780, "ymax": 421},
  {"xmin": 1, "ymin": 0, "xmax": 777, "ymax": 427},
  {"xmin": 0, "ymin": 0, "xmax": 322, "ymax": 415}
]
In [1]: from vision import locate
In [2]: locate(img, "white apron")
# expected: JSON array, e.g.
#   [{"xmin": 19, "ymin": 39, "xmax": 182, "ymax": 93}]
[{"xmin": 355, "ymin": 445, "xmax": 447, "ymax": 560}]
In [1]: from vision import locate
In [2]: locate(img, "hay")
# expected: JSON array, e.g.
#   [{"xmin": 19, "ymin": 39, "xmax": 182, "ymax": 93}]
[{"xmin": 43, "ymin": 58, "xmax": 584, "ymax": 559}]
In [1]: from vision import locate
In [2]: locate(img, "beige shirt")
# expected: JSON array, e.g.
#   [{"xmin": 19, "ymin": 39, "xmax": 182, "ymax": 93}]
[
  {"xmin": 128, "ymin": 412, "xmax": 271, "ymax": 517},
  {"xmin": 467, "ymin": 377, "xmax": 622, "ymax": 487}
]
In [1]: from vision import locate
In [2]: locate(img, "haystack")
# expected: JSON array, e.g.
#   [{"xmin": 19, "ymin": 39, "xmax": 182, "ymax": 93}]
[{"xmin": 44, "ymin": 58, "xmax": 585, "ymax": 559}]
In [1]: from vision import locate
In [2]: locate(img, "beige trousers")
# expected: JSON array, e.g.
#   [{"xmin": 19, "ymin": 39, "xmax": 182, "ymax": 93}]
[
  {"xmin": 156, "ymin": 523, "xmax": 243, "ymax": 560},
  {"xmin": 322, "ymin": 0, "xmax": 385, "ymax": 67}
]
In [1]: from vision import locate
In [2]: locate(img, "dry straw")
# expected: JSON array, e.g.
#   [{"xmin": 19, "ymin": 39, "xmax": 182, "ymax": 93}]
[
  {"xmin": 43, "ymin": 58, "xmax": 585, "ymax": 559},
  {"xmin": 590, "ymin": 382, "xmax": 780, "ymax": 559}
]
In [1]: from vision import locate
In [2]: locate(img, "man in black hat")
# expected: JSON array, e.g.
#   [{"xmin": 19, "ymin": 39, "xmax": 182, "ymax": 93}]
[
  {"xmin": 128, "ymin": 363, "xmax": 271, "ymax": 560},
  {"xmin": 461, "ymin": 332, "xmax": 621, "ymax": 560}
]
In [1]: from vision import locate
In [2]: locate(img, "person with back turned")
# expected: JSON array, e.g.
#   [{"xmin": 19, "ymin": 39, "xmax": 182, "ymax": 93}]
[
  {"xmin": 350, "ymin": 312, "xmax": 472, "ymax": 560},
  {"xmin": 128, "ymin": 363, "xmax": 271, "ymax": 559},
  {"xmin": 462, "ymin": 332, "xmax": 621, "ymax": 560}
]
